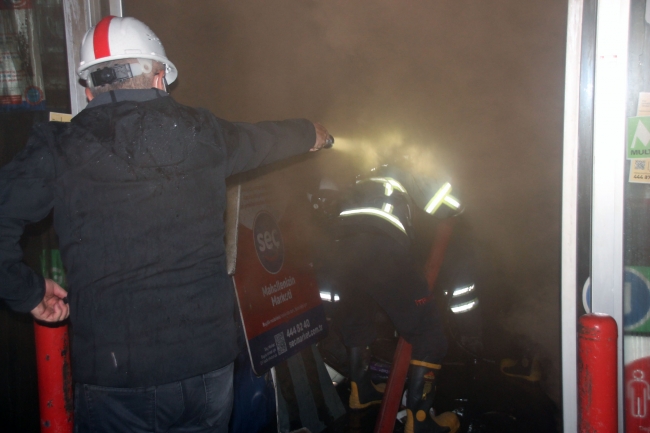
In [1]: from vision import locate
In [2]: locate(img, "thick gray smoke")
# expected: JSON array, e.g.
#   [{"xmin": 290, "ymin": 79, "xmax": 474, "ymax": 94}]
[{"xmin": 126, "ymin": 0, "xmax": 567, "ymax": 404}]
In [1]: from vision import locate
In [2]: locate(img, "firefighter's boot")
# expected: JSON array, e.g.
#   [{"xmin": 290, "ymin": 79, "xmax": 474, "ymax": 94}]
[
  {"xmin": 405, "ymin": 361, "xmax": 459, "ymax": 433},
  {"xmin": 348, "ymin": 346, "xmax": 385, "ymax": 410}
]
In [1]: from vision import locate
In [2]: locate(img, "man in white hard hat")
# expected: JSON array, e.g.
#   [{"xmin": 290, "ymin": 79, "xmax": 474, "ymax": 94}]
[{"xmin": 0, "ymin": 15, "xmax": 331, "ymax": 433}]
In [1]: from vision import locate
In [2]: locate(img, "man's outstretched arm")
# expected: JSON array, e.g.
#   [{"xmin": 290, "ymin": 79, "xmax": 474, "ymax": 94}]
[{"xmin": 220, "ymin": 117, "xmax": 331, "ymax": 177}]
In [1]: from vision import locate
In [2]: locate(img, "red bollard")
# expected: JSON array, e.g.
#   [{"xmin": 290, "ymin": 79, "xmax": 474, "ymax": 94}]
[
  {"xmin": 578, "ymin": 313, "xmax": 618, "ymax": 433},
  {"xmin": 374, "ymin": 218, "xmax": 456, "ymax": 433},
  {"xmin": 34, "ymin": 322, "xmax": 74, "ymax": 433}
]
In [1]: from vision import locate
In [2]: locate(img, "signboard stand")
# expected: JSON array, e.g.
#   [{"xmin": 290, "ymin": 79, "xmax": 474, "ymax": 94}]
[
  {"xmin": 273, "ymin": 346, "xmax": 345, "ymax": 433},
  {"xmin": 227, "ymin": 167, "xmax": 343, "ymax": 432}
]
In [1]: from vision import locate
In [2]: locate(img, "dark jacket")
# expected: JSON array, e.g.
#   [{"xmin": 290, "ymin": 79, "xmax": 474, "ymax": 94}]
[{"xmin": 0, "ymin": 89, "xmax": 316, "ymax": 387}]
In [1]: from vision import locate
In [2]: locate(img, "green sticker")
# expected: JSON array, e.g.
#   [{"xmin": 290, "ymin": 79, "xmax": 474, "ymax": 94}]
[{"xmin": 627, "ymin": 117, "xmax": 650, "ymax": 159}]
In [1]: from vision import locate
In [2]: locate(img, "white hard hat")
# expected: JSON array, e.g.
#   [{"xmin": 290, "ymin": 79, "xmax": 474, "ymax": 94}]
[{"xmin": 77, "ymin": 16, "xmax": 178, "ymax": 84}]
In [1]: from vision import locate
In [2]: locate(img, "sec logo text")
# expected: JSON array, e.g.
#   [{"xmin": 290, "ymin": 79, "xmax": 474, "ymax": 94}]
[{"xmin": 253, "ymin": 211, "xmax": 284, "ymax": 274}]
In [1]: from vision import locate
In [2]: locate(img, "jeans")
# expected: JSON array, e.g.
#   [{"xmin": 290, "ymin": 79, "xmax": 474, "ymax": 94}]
[{"xmin": 74, "ymin": 363, "xmax": 234, "ymax": 433}]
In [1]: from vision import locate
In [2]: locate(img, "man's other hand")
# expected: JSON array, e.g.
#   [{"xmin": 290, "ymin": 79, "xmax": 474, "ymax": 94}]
[
  {"xmin": 311, "ymin": 122, "xmax": 332, "ymax": 152},
  {"xmin": 31, "ymin": 279, "xmax": 70, "ymax": 323}
]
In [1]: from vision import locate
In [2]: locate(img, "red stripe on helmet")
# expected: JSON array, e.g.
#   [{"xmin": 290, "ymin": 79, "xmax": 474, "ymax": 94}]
[{"xmin": 93, "ymin": 16, "xmax": 115, "ymax": 59}]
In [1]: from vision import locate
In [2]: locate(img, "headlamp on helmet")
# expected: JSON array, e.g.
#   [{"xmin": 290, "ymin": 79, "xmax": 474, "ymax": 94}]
[
  {"xmin": 308, "ymin": 178, "xmax": 341, "ymax": 218},
  {"xmin": 88, "ymin": 59, "xmax": 152, "ymax": 87}
]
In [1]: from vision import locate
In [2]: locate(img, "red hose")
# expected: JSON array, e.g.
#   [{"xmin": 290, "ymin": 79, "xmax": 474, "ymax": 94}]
[{"xmin": 374, "ymin": 218, "xmax": 456, "ymax": 433}]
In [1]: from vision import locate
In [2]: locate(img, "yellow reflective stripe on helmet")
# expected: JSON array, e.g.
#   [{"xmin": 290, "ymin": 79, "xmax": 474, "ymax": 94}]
[
  {"xmin": 386, "ymin": 178, "xmax": 407, "ymax": 193},
  {"xmin": 340, "ymin": 208, "xmax": 406, "ymax": 234},
  {"xmin": 424, "ymin": 183, "xmax": 452, "ymax": 214},
  {"xmin": 384, "ymin": 183, "xmax": 394, "ymax": 196},
  {"xmin": 382, "ymin": 203, "xmax": 394, "ymax": 214},
  {"xmin": 365, "ymin": 177, "xmax": 408, "ymax": 193},
  {"xmin": 444, "ymin": 194, "xmax": 460, "ymax": 209}
]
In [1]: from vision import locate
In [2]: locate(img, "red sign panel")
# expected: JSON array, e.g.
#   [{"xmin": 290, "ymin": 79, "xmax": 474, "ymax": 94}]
[{"xmin": 232, "ymin": 172, "xmax": 327, "ymax": 374}]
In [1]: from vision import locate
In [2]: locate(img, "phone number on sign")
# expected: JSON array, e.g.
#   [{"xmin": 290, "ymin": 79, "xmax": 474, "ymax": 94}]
[
  {"xmin": 286, "ymin": 319, "xmax": 311, "ymax": 338},
  {"xmin": 288, "ymin": 324, "xmax": 324, "ymax": 349}
]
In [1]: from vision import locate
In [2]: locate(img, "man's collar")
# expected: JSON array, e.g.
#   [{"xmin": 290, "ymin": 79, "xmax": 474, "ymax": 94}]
[{"xmin": 85, "ymin": 88, "xmax": 169, "ymax": 109}]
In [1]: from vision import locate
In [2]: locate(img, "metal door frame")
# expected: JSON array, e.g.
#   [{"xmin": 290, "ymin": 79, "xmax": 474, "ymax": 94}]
[
  {"xmin": 561, "ymin": 2, "xmax": 583, "ymax": 431},
  {"xmin": 562, "ymin": 0, "xmax": 630, "ymax": 431}
]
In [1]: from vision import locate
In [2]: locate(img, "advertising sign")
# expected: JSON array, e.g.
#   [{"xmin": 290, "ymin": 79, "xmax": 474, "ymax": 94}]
[
  {"xmin": 0, "ymin": 0, "xmax": 46, "ymax": 111},
  {"xmin": 231, "ymin": 171, "xmax": 327, "ymax": 375},
  {"xmin": 629, "ymin": 96, "xmax": 650, "ymax": 183}
]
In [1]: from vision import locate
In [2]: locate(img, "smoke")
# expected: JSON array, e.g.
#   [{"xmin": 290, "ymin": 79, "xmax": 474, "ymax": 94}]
[
  {"xmin": 329, "ymin": 133, "xmax": 445, "ymax": 179},
  {"xmin": 126, "ymin": 0, "xmax": 568, "ymax": 404}
]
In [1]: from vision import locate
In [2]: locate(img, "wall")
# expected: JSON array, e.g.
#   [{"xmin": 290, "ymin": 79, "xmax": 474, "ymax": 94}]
[{"xmin": 124, "ymin": 0, "xmax": 568, "ymax": 404}]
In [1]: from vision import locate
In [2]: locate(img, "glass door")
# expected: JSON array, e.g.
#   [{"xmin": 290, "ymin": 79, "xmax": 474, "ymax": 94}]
[{"xmin": 623, "ymin": 2, "xmax": 650, "ymax": 431}]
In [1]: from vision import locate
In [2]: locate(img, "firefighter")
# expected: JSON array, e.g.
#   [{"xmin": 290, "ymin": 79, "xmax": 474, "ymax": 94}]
[{"xmin": 312, "ymin": 162, "xmax": 462, "ymax": 433}]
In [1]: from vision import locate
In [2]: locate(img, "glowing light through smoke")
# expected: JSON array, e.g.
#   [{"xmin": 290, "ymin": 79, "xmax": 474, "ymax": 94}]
[{"xmin": 326, "ymin": 132, "xmax": 445, "ymax": 179}]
